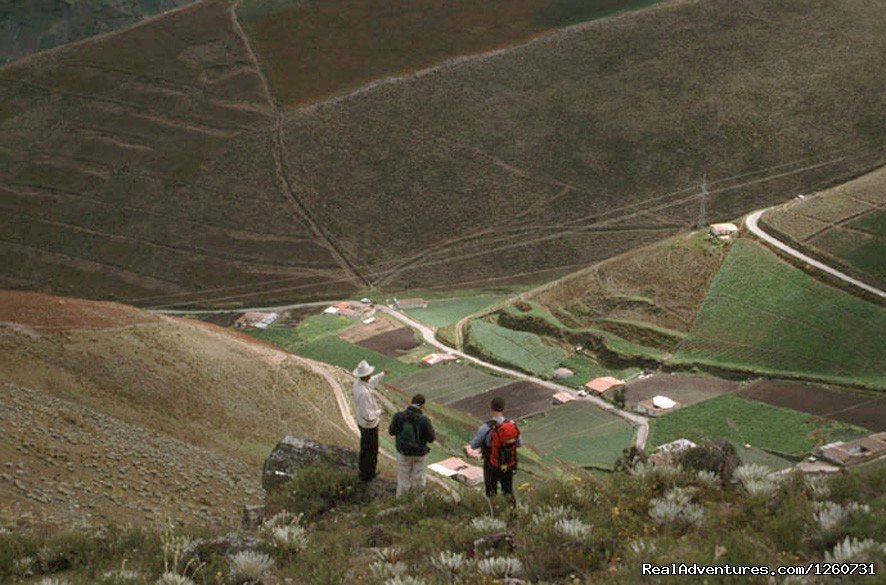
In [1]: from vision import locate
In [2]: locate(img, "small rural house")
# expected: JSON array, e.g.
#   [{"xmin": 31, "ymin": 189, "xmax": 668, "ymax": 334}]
[
  {"xmin": 709, "ymin": 222, "xmax": 739, "ymax": 238},
  {"xmin": 821, "ymin": 433, "xmax": 886, "ymax": 467},
  {"xmin": 552, "ymin": 367, "xmax": 575, "ymax": 379},
  {"xmin": 584, "ymin": 376, "xmax": 625, "ymax": 395},
  {"xmin": 551, "ymin": 391, "xmax": 577, "ymax": 404},
  {"xmin": 394, "ymin": 297, "xmax": 428, "ymax": 310},
  {"xmin": 634, "ymin": 395, "xmax": 680, "ymax": 417},
  {"xmin": 235, "ymin": 311, "xmax": 279, "ymax": 329},
  {"xmin": 421, "ymin": 353, "xmax": 458, "ymax": 367},
  {"xmin": 427, "ymin": 457, "xmax": 484, "ymax": 486}
]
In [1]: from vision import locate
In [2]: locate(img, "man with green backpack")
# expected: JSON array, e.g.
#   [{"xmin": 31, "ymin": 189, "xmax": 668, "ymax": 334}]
[{"xmin": 388, "ymin": 393, "xmax": 436, "ymax": 497}]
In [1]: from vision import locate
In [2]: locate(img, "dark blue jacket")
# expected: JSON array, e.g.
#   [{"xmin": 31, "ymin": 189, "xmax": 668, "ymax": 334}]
[{"xmin": 389, "ymin": 405, "xmax": 435, "ymax": 456}]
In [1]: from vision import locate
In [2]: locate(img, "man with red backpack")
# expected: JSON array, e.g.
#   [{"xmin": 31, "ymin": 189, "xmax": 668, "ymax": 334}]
[{"xmin": 465, "ymin": 397, "xmax": 521, "ymax": 499}]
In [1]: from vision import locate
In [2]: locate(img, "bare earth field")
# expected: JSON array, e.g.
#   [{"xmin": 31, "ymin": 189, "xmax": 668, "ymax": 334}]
[
  {"xmin": 736, "ymin": 380, "xmax": 886, "ymax": 432},
  {"xmin": 0, "ymin": 0, "xmax": 359, "ymax": 307},
  {"xmin": 761, "ymin": 166, "xmax": 886, "ymax": 290},
  {"xmin": 0, "ymin": 291, "xmax": 354, "ymax": 525},
  {"xmin": 355, "ymin": 327, "xmax": 421, "ymax": 357},
  {"xmin": 624, "ymin": 373, "xmax": 737, "ymax": 408},
  {"xmin": 281, "ymin": 0, "xmax": 886, "ymax": 293},
  {"xmin": 449, "ymin": 380, "xmax": 554, "ymax": 421}
]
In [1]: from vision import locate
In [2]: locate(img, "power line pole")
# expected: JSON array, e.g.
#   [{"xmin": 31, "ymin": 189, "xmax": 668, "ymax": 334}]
[{"xmin": 696, "ymin": 174, "xmax": 708, "ymax": 228}]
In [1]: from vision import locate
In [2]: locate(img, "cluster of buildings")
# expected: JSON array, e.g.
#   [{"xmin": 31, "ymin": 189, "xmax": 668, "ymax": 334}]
[{"xmin": 323, "ymin": 300, "xmax": 377, "ymax": 322}]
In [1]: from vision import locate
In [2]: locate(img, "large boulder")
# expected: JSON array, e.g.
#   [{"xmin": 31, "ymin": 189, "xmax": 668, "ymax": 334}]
[{"xmin": 262, "ymin": 435, "xmax": 358, "ymax": 492}]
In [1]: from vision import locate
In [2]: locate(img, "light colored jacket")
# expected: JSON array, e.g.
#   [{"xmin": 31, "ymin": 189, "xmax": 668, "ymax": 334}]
[{"xmin": 351, "ymin": 372, "xmax": 385, "ymax": 429}]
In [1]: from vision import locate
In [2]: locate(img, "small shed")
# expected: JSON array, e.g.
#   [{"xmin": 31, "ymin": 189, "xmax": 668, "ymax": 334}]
[
  {"xmin": 552, "ymin": 367, "xmax": 575, "ymax": 379},
  {"xmin": 585, "ymin": 376, "xmax": 625, "ymax": 395},
  {"xmin": 635, "ymin": 395, "xmax": 680, "ymax": 417},
  {"xmin": 421, "ymin": 353, "xmax": 458, "ymax": 367},
  {"xmin": 428, "ymin": 457, "xmax": 484, "ymax": 486},
  {"xmin": 235, "ymin": 311, "xmax": 279, "ymax": 329},
  {"xmin": 709, "ymin": 222, "xmax": 739, "ymax": 238},
  {"xmin": 395, "ymin": 297, "xmax": 428, "ymax": 310},
  {"xmin": 552, "ymin": 391, "xmax": 577, "ymax": 404}
]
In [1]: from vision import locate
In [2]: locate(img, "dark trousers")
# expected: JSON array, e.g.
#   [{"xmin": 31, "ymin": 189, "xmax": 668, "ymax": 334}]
[
  {"xmin": 358, "ymin": 425, "xmax": 379, "ymax": 482},
  {"xmin": 483, "ymin": 461, "xmax": 514, "ymax": 498}
]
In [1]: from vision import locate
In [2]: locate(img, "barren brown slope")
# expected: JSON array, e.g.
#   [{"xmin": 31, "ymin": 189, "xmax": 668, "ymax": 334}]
[
  {"xmin": 281, "ymin": 0, "xmax": 886, "ymax": 293},
  {"xmin": 0, "ymin": 291, "xmax": 354, "ymax": 525},
  {"xmin": 0, "ymin": 0, "xmax": 361, "ymax": 308}
]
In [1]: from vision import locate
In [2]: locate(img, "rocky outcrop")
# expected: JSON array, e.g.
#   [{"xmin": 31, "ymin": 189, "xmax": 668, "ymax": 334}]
[{"xmin": 261, "ymin": 436, "xmax": 358, "ymax": 492}]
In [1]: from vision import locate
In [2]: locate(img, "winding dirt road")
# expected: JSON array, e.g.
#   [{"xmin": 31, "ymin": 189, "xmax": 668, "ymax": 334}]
[{"xmin": 378, "ymin": 306, "xmax": 649, "ymax": 450}]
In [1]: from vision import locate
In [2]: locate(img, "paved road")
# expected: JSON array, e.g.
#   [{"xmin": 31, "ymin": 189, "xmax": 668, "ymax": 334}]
[
  {"xmin": 379, "ymin": 306, "xmax": 649, "ymax": 450},
  {"xmin": 745, "ymin": 209, "xmax": 885, "ymax": 299}
]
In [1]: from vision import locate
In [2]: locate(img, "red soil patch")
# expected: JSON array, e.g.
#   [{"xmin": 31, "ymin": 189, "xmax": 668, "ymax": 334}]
[
  {"xmin": 450, "ymin": 380, "xmax": 553, "ymax": 421},
  {"xmin": 736, "ymin": 380, "xmax": 886, "ymax": 432},
  {"xmin": 0, "ymin": 290, "xmax": 159, "ymax": 331},
  {"xmin": 355, "ymin": 327, "xmax": 420, "ymax": 357}
]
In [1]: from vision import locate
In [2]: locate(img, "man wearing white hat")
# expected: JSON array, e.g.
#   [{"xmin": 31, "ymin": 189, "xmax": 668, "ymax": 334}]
[{"xmin": 351, "ymin": 360, "xmax": 387, "ymax": 482}]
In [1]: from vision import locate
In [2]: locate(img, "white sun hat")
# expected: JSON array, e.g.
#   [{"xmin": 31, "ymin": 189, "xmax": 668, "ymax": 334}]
[{"xmin": 352, "ymin": 360, "xmax": 375, "ymax": 378}]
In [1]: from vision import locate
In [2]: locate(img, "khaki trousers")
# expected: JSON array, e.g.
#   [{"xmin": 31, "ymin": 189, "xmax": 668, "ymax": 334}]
[{"xmin": 396, "ymin": 453, "xmax": 427, "ymax": 496}]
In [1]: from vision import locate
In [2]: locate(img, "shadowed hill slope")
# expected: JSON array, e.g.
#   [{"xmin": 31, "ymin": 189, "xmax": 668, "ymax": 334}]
[
  {"xmin": 0, "ymin": 0, "xmax": 361, "ymax": 308},
  {"xmin": 0, "ymin": 290, "xmax": 354, "ymax": 525},
  {"xmin": 0, "ymin": 0, "xmax": 884, "ymax": 307},
  {"xmin": 281, "ymin": 0, "xmax": 885, "ymax": 293}
]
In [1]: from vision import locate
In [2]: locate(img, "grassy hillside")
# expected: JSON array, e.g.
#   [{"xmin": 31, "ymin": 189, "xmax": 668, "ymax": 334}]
[
  {"xmin": 282, "ymin": 0, "xmax": 886, "ymax": 293},
  {"xmin": 467, "ymin": 318, "xmax": 567, "ymax": 376},
  {"xmin": 673, "ymin": 240, "xmax": 886, "ymax": 388},
  {"xmin": 0, "ymin": 0, "xmax": 199, "ymax": 65},
  {"xmin": 533, "ymin": 231, "xmax": 730, "ymax": 335},
  {"xmin": 761, "ymin": 166, "xmax": 886, "ymax": 289},
  {"xmin": 0, "ymin": 291, "xmax": 354, "ymax": 525},
  {"xmin": 236, "ymin": 0, "xmax": 662, "ymax": 108},
  {"xmin": 0, "ymin": 0, "xmax": 359, "ymax": 308},
  {"xmin": 1, "ymin": 0, "xmax": 883, "ymax": 307}
]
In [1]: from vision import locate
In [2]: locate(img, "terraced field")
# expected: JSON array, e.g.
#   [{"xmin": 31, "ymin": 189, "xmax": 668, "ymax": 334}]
[
  {"xmin": 392, "ymin": 364, "xmax": 510, "ymax": 404},
  {"xmin": 648, "ymin": 395, "xmax": 868, "ymax": 457},
  {"xmin": 0, "ymin": 0, "xmax": 359, "ymax": 307},
  {"xmin": 467, "ymin": 319, "xmax": 567, "ymax": 377},
  {"xmin": 761, "ymin": 166, "xmax": 886, "ymax": 289},
  {"xmin": 521, "ymin": 402, "xmax": 635, "ymax": 469},
  {"xmin": 673, "ymin": 240, "xmax": 886, "ymax": 389}
]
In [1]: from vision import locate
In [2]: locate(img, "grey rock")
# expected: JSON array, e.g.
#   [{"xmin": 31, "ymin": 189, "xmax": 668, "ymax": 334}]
[
  {"xmin": 242, "ymin": 505, "xmax": 265, "ymax": 530},
  {"xmin": 261, "ymin": 435, "xmax": 358, "ymax": 492}
]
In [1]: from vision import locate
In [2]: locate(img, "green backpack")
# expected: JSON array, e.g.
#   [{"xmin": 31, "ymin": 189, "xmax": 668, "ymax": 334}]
[{"xmin": 396, "ymin": 411, "xmax": 425, "ymax": 456}]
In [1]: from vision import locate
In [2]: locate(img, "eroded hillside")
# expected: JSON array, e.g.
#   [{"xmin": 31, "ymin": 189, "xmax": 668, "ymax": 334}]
[{"xmin": 0, "ymin": 291, "xmax": 354, "ymax": 526}]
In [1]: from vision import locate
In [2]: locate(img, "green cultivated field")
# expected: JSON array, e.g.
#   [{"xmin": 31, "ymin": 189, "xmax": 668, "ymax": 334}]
[
  {"xmin": 296, "ymin": 336, "xmax": 419, "ymax": 380},
  {"xmin": 392, "ymin": 364, "xmax": 509, "ymax": 404},
  {"xmin": 405, "ymin": 295, "xmax": 508, "ymax": 328},
  {"xmin": 673, "ymin": 240, "xmax": 886, "ymax": 389},
  {"xmin": 248, "ymin": 315, "xmax": 352, "ymax": 352},
  {"xmin": 468, "ymin": 319, "xmax": 566, "ymax": 377},
  {"xmin": 762, "ymin": 167, "xmax": 886, "ymax": 289},
  {"xmin": 648, "ymin": 395, "xmax": 868, "ymax": 457},
  {"xmin": 522, "ymin": 402, "xmax": 635, "ymax": 469}
]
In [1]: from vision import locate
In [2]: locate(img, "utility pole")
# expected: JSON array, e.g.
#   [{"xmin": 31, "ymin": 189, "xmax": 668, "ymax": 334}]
[{"xmin": 696, "ymin": 174, "xmax": 708, "ymax": 228}]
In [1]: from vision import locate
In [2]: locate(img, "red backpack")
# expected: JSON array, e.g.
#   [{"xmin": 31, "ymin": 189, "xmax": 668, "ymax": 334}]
[{"xmin": 485, "ymin": 420, "xmax": 520, "ymax": 471}]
